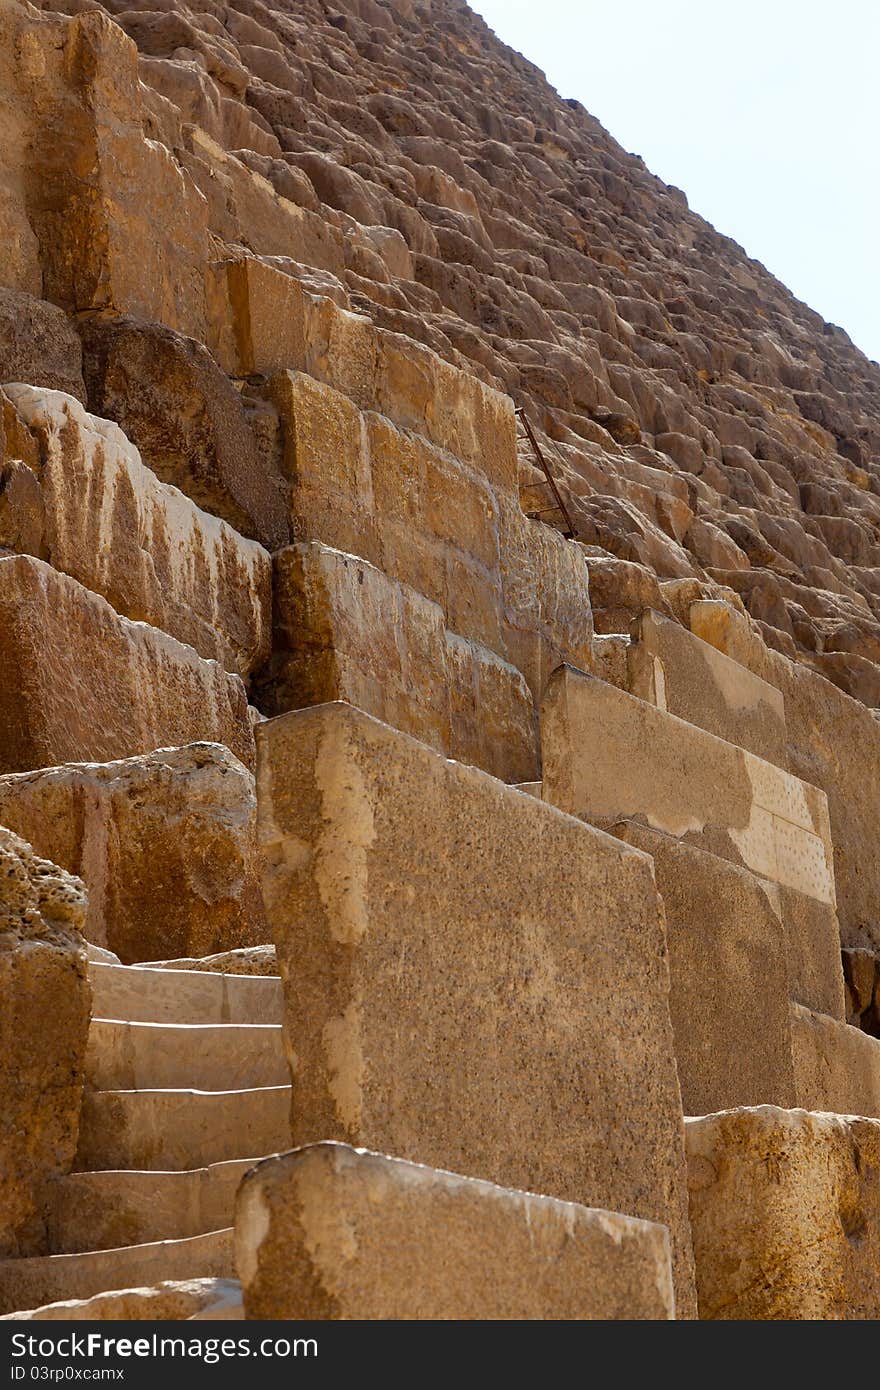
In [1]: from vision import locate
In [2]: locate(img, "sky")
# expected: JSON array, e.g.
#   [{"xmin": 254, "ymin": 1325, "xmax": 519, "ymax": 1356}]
[{"xmin": 469, "ymin": 1, "xmax": 880, "ymax": 364}]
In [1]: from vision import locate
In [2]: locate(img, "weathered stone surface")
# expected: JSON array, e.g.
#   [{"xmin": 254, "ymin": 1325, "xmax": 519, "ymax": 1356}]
[
  {"xmin": 257, "ymin": 701, "xmax": 696, "ymax": 1312},
  {"xmin": 0, "ymin": 829, "xmax": 90, "ymax": 1258},
  {"xmin": 541, "ymin": 666, "xmax": 834, "ymax": 904},
  {"xmin": 258, "ymin": 541, "xmax": 539, "ymax": 783},
  {"xmin": 78, "ymin": 314, "xmax": 288, "ymax": 550},
  {"xmin": 790, "ymin": 1003, "xmax": 880, "ymax": 1119},
  {"xmin": 768, "ymin": 884, "xmax": 847, "ymax": 1020},
  {"xmin": 236, "ymin": 1143, "xmax": 676, "ymax": 1320},
  {"xmin": 0, "ymin": 745, "xmax": 267, "ymax": 964},
  {"xmin": 1, "ymin": 385, "xmax": 270, "ymax": 678},
  {"xmin": 843, "ymin": 947, "xmax": 880, "ymax": 1034},
  {"xmin": 2, "ymin": 1277, "xmax": 242, "ymax": 1322},
  {"xmin": 692, "ymin": 601, "xmax": 880, "ymax": 951},
  {"xmin": 140, "ymin": 946, "xmax": 277, "ymax": 977},
  {"xmin": 0, "ymin": 291, "xmax": 84, "ymax": 402},
  {"xmin": 0, "ymin": 556, "xmax": 254, "ymax": 774},
  {"xmin": 627, "ymin": 609, "xmax": 787, "ymax": 766},
  {"xmin": 611, "ymin": 823, "xmax": 796, "ymax": 1114},
  {"xmin": 1, "ymin": 2, "xmax": 208, "ymax": 336},
  {"xmin": 686, "ymin": 1107, "xmax": 880, "ymax": 1319}
]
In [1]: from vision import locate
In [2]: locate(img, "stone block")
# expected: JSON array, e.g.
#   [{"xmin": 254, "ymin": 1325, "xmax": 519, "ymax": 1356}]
[
  {"xmin": 256, "ymin": 701, "xmax": 696, "ymax": 1312},
  {"xmin": 78, "ymin": 314, "xmax": 289, "ymax": 550},
  {"xmin": 691, "ymin": 600, "xmax": 880, "ymax": 951},
  {"xmin": 0, "ymin": 744, "xmax": 268, "ymax": 964},
  {"xmin": 686, "ymin": 1107, "xmax": 880, "ymax": 1319},
  {"xmin": 628, "ymin": 609, "xmax": 787, "ymax": 766},
  {"xmin": 208, "ymin": 255, "xmax": 517, "ymax": 489},
  {"xmin": 765, "ymin": 883, "xmax": 846, "ymax": 1019},
  {"xmin": 236, "ymin": 1143, "xmax": 676, "ymax": 1320},
  {"xmin": 540, "ymin": 667, "xmax": 834, "ymax": 904},
  {"xmin": 0, "ymin": 828, "xmax": 90, "ymax": 1257},
  {"xmin": 256, "ymin": 542, "xmax": 538, "ymax": 783},
  {"xmin": 611, "ymin": 823, "xmax": 796, "ymax": 1114},
  {"xmin": 790, "ymin": 1003, "xmax": 880, "ymax": 1119},
  {"xmin": 0, "ymin": 291, "xmax": 85, "ymax": 402},
  {"xmin": 0, "ymin": 556, "xmax": 254, "ymax": 774},
  {"xmin": 1, "ymin": 386, "xmax": 270, "ymax": 678}
]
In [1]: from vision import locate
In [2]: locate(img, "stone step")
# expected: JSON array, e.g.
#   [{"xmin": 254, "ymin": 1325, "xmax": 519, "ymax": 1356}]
[
  {"xmin": 45, "ymin": 1160, "xmax": 257, "ymax": 1254},
  {"xmin": 88, "ymin": 961, "xmax": 283, "ymax": 1027},
  {"xmin": 86, "ymin": 1020, "xmax": 288, "ymax": 1092},
  {"xmin": 0, "ymin": 1230, "xmax": 234, "ymax": 1318},
  {"xmin": 76, "ymin": 1087, "xmax": 291, "ymax": 1172},
  {"xmin": 1, "ymin": 1279, "xmax": 243, "ymax": 1322}
]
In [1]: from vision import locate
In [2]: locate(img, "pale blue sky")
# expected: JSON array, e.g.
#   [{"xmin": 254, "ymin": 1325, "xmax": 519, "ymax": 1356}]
[{"xmin": 470, "ymin": 1, "xmax": 879, "ymax": 363}]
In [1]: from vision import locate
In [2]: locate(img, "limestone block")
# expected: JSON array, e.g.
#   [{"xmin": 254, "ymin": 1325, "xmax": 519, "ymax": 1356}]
[
  {"xmin": 0, "ymin": 291, "xmax": 85, "ymax": 403},
  {"xmin": 0, "ymin": 745, "xmax": 268, "ymax": 964},
  {"xmin": 208, "ymin": 256, "xmax": 517, "ymax": 489},
  {"xmin": 686, "ymin": 1107, "xmax": 880, "ymax": 1319},
  {"xmin": 19, "ymin": 8, "xmax": 208, "ymax": 336},
  {"xmin": 764, "ymin": 883, "xmax": 846, "ymax": 1019},
  {"xmin": 78, "ymin": 314, "xmax": 289, "ymax": 550},
  {"xmin": 0, "ymin": 556, "xmax": 254, "ymax": 774},
  {"xmin": 236, "ymin": 1143, "xmax": 676, "ymax": 1320},
  {"xmin": 1, "ymin": 386, "xmax": 270, "ymax": 678},
  {"xmin": 691, "ymin": 600, "xmax": 880, "ymax": 951},
  {"xmin": 628, "ymin": 609, "xmax": 787, "ymax": 766},
  {"xmin": 2, "ymin": 1277, "xmax": 242, "ymax": 1322},
  {"xmin": 540, "ymin": 667, "xmax": 834, "ymax": 904},
  {"xmin": 256, "ymin": 702, "xmax": 696, "ymax": 1312},
  {"xmin": 790, "ymin": 1003, "xmax": 880, "ymax": 1119},
  {"xmin": 257, "ymin": 542, "xmax": 538, "ymax": 783},
  {"xmin": 0, "ymin": 828, "xmax": 90, "ymax": 1258},
  {"xmin": 611, "ymin": 823, "xmax": 796, "ymax": 1114}
]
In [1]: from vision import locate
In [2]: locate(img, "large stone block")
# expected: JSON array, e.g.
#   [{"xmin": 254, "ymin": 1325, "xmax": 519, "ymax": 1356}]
[
  {"xmin": 78, "ymin": 314, "xmax": 289, "ymax": 550},
  {"xmin": 208, "ymin": 256, "xmax": 518, "ymax": 491},
  {"xmin": 0, "ymin": 744, "xmax": 268, "ymax": 964},
  {"xmin": 236, "ymin": 1143, "xmax": 676, "ymax": 1320},
  {"xmin": 790, "ymin": 1003, "xmax": 880, "ymax": 1119},
  {"xmin": 256, "ymin": 542, "xmax": 538, "ymax": 783},
  {"xmin": 541, "ymin": 667, "xmax": 834, "ymax": 904},
  {"xmin": 256, "ymin": 701, "xmax": 696, "ymax": 1312},
  {"xmin": 765, "ymin": 883, "xmax": 846, "ymax": 1020},
  {"xmin": 691, "ymin": 600, "xmax": 880, "ymax": 951},
  {"xmin": 0, "ymin": 291, "xmax": 85, "ymax": 403},
  {"xmin": 627, "ymin": 609, "xmax": 787, "ymax": 766},
  {"xmin": 0, "ymin": 828, "xmax": 90, "ymax": 1257},
  {"xmin": 0, "ymin": 556, "xmax": 254, "ymax": 773},
  {"xmin": 611, "ymin": 823, "xmax": 796, "ymax": 1114},
  {"xmin": 686, "ymin": 1107, "xmax": 880, "ymax": 1319},
  {"xmin": 0, "ymin": 2, "xmax": 208, "ymax": 335},
  {"xmin": 1, "ymin": 385, "xmax": 270, "ymax": 678}
]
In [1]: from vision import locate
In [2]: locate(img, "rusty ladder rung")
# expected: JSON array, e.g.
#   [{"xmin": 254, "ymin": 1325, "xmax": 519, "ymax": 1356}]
[{"xmin": 515, "ymin": 406, "xmax": 577, "ymax": 540}]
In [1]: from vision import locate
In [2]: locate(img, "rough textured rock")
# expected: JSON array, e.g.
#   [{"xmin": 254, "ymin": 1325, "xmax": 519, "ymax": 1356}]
[
  {"xmin": 237, "ymin": 1143, "xmax": 675, "ymax": 1320},
  {"xmin": 256, "ymin": 700, "xmax": 696, "ymax": 1314},
  {"xmin": 0, "ymin": 556, "xmax": 255, "ymax": 774},
  {"xmin": 141, "ymin": 946, "xmax": 277, "ymax": 977},
  {"xmin": 686, "ymin": 1108, "xmax": 880, "ymax": 1319},
  {"xmin": 0, "ymin": 745, "xmax": 268, "ymax": 964},
  {"xmin": 789, "ymin": 1003, "xmax": 880, "ymax": 1119},
  {"xmin": 77, "ymin": 314, "xmax": 289, "ymax": 550},
  {"xmin": 1, "ymin": 1278, "xmax": 242, "ymax": 1322},
  {"xmin": 1, "ymin": 385, "xmax": 271, "ymax": 678},
  {"xmin": 843, "ymin": 947, "xmax": 880, "ymax": 1035},
  {"xmin": 258, "ymin": 540, "xmax": 539, "ymax": 782},
  {"xmin": 0, "ymin": 828, "xmax": 90, "ymax": 1258},
  {"xmin": 0, "ymin": 290, "xmax": 85, "ymax": 403}
]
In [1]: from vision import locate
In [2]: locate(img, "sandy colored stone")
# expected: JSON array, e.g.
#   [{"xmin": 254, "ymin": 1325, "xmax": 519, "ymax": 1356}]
[
  {"xmin": 0, "ymin": 744, "xmax": 268, "ymax": 964},
  {"xmin": 628, "ymin": 609, "xmax": 787, "ymax": 766},
  {"xmin": 2, "ymin": 1277, "xmax": 242, "ymax": 1322},
  {"xmin": 686, "ymin": 1107, "xmax": 880, "ymax": 1319},
  {"xmin": 141, "ymin": 946, "xmax": 277, "ymax": 977},
  {"xmin": 236, "ymin": 1143, "xmax": 675, "ymax": 1320},
  {"xmin": 78, "ymin": 313, "xmax": 289, "ymax": 550},
  {"xmin": 0, "ymin": 828, "xmax": 90, "ymax": 1258},
  {"xmin": 692, "ymin": 601, "xmax": 880, "ymax": 951},
  {"xmin": 258, "ymin": 541, "xmax": 539, "ymax": 783},
  {"xmin": 0, "ymin": 556, "xmax": 254, "ymax": 774},
  {"xmin": 790, "ymin": 1003, "xmax": 880, "ymax": 1119},
  {"xmin": 611, "ymin": 822, "xmax": 796, "ymax": 1115},
  {"xmin": 766, "ymin": 883, "xmax": 847, "ymax": 1019},
  {"xmin": 0, "ymin": 290, "xmax": 84, "ymax": 402},
  {"xmin": 541, "ymin": 666, "xmax": 835, "ymax": 904},
  {"xmin": 88, "ymin": 961, "xmax": 282, "ymax": 1027},
  {"xmin": 1, "ymin": 385, "xmax": 270, "ymax": 678},
  {"xmin": 257, "ymin": 701, "xmax": 696, "ymax": 1313}
]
